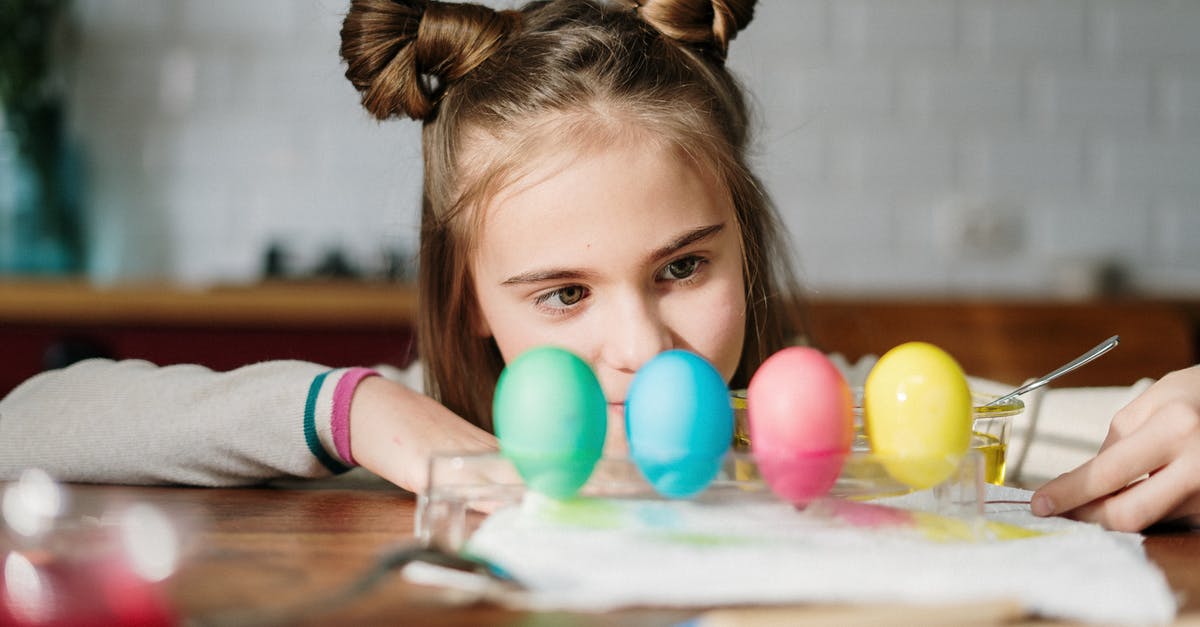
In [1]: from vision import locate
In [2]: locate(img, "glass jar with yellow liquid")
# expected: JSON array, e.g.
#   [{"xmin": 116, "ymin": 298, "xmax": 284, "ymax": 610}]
[{"xmin": 730, "ymin": 389, "xmax": 1023, "ymax": 486}]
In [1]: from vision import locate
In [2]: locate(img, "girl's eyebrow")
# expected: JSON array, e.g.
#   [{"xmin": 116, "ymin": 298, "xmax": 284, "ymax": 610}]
[
  {"xmin": 647, "ymin": 223, "xmax": 725, "ymax": 263},
  {"xmin": 500, "ymin": 222, "xmax": 726, "ymax": 287},
  {"xmin": 501, "ymin": 268, "xmax": 594, "ymax": 286}
]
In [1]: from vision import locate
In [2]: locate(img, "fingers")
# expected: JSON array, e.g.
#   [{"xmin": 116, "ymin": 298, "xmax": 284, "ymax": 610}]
[
  {"xmin": 1097, "ymin": 390, "xmax": 1157, "ymax": 453},
  {"xmin": 1034, "ymin": 398, "xmax": 1200, "ymax": 531},
  {"xmin": 1063, "ymin": 461, "xmax": 1200, "ymax": 532},
  {"xmin": 1032, "ymin": 409, "xmax": 1185, "ymax": 517},
  {"xmin": 1097, "ymin": 405, "xmax": 1139, "ymax": 453},
  {"xmin": 1098, "ymin": 368, "xmax": 1200, "ymax": 454},
  {"xmin": 1166, "ymin": 492, "xmax": 1200, "ymax": 529},
  {"xmin": 1059, "ymin": 463, "xmax": 1200, "ymax": 532}
]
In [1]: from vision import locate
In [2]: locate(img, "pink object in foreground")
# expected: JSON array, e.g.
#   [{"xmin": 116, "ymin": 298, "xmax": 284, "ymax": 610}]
[
  {"xmin": 0, "ymin": 550, "xmax": 176, "ymax": 627},
  {"xmin": 748, "ymin": 347, "xmax": 855, "ymax": 505}
]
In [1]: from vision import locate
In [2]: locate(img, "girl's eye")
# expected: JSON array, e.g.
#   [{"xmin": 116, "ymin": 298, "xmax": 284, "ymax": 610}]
[
  {"xmin": 536, "ymin": 285, "xmax": 588, "ymax": 309},
  {"xmin": 660, "ymin": 255, "xmax": 703, "ymax": 281}
]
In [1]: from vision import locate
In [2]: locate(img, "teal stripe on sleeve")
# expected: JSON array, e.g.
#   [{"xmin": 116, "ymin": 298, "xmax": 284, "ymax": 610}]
[{"xmin": 304, "ymin": 370, "xmax": 352, "ymax": 474}]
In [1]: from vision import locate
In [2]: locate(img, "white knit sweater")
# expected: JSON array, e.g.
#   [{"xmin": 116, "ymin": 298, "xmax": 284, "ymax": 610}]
[{"xmin": 0, "ymin": 359, "xmax": 360, "ymax": 486}]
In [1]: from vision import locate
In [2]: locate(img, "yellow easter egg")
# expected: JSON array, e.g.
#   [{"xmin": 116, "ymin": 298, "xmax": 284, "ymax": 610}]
[{"xmin": 863, "ymin": 342, "xmax": 972, "ymax": 489}]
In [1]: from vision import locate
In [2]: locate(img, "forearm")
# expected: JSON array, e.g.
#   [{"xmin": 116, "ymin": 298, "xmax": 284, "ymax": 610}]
[
  {"xmin": 0, "ymin": 359, "xmax": 359, "ymax": 486},
  {"xmin": 348, "ymin": 375, "xmax": 498, "ymax": 493}
]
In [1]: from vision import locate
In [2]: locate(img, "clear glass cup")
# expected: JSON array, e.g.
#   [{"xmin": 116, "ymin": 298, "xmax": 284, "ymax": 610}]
[
  {"xmin": 730, "ymin": 389, "xmax": 1023, "ymax": 486},
  {"xmin": 417, "ymin": 449, "xmax": 988, "ymax": 551}
]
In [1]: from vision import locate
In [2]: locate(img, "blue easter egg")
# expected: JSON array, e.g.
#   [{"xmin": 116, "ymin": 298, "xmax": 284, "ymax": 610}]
[{"xmin": 626, "ymin": 350, "xmax": 733, "ymax": 498}]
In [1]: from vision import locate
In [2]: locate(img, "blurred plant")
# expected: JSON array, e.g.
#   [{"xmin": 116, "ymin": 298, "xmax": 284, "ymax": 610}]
[
  {"xmin": 0, "ymin": 0, "xmax": 65, "ymax": 107},
  {"xmin": 0, "ymin": 0, "xmax": 83, "ymax": 273}
]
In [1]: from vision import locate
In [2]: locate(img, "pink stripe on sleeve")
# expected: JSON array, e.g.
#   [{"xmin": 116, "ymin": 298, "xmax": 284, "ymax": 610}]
[{"xmin": 331, "ymin": 367, "xmax": 380, "ymax": 466}]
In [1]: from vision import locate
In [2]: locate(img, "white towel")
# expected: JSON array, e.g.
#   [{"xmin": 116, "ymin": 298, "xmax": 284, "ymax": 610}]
[{"xmin": 407, "ymin": 483, "xmax": 1177, "ymax": 625}]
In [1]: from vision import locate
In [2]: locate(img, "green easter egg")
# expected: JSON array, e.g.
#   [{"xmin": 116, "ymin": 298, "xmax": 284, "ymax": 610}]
[{"xmin": 493, "ymin": 346, "xmax": 607, "ymax": 499}]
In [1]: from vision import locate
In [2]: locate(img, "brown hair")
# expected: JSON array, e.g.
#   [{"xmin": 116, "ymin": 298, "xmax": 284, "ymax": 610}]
[{"xmin": 341, "ymin": 0, "xmax": 805, "ymax": 431}]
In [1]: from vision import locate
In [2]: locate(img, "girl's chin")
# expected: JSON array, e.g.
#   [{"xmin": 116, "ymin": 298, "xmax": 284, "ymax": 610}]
[{"xmin": 604, "ymin": 406, "xmax": 629, "ymax": 456}]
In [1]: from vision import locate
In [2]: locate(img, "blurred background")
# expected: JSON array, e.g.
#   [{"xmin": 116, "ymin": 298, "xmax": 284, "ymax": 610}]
[{"xmin": 1, "ymin": 0, "xmax": 1198, "ymax": 297}]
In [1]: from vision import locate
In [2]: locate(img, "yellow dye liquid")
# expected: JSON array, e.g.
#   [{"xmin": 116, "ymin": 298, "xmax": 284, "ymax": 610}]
[
  {"xmin": 733, "ymin": 429, "xmax": 1008, "ymax": 486},
  {"xmin": 730, "ymin": 393, "xmax": 1008, "ymax": 486},
  {"xmin": 731, "ymin": 394, "xmax": 750, "ymax": 452},
  {"xmin": 973, "ymin": 431, "xmax": 1007, "ymax": 486}
]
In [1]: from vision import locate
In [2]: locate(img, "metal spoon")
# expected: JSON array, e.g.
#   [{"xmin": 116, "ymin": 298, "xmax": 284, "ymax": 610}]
[
  {"xmin": 196, "ymin": 544, "xmax": 523, "ymax": 626},
  {"xmin": 984, "ymin": 335, "xmax": 1120, "ymax": 407}
]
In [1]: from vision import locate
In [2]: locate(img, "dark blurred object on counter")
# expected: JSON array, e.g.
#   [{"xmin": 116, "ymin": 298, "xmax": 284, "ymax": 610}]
[{"xmin": 0, "ymin": 0, "xmax": 86, "ymax": 276}]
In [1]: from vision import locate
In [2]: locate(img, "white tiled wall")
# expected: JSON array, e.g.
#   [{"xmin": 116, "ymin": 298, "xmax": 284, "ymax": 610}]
[{"xmin": 63, "ymin": 0, "xmax": 1200, "ymax": 296}]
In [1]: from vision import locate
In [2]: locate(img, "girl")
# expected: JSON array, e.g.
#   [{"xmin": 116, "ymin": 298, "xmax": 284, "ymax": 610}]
[
  {"xmin": 0, "ymin": 0, "xmax": 1196, "ymax": 533},
  {"xmin": 0, "ymin": 0, "xmax": 803, "ymax": 494}
]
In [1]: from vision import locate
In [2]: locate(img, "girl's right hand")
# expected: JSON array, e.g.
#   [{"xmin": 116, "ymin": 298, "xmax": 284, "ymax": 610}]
[
  {"xmin": 1031, "ymin": 365, "xmax": 1200, "ymax": 531},
  {"xmin": 348, "ymin": 376, "xmax": 498, "ymax": 493}
]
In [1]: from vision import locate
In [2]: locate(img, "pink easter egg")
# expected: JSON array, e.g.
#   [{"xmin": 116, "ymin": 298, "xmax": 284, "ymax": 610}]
[{"xmin": 747, "ymin": 346, "xmax": 854, "ymax": 506}]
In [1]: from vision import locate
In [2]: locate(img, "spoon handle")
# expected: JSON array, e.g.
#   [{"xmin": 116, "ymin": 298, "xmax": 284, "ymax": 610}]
[{"xmin": 984, "ymin": 335, "xmax": 1120, "ymax": 407}]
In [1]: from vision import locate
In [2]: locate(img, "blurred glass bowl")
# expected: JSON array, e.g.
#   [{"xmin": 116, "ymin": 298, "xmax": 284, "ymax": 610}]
[{"xmin": 730, "ymin": 389, "xmax": 1023, "ymax": 485}]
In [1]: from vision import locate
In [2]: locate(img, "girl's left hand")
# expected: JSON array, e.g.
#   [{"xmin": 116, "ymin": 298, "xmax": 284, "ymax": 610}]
[
  {"xmin": 349, "ymin": 376, "xmax": 498, "ymax": 494},
  {"xmin": 1031, "ymin": 365, "xmax": 1200, "ymax": 532}
]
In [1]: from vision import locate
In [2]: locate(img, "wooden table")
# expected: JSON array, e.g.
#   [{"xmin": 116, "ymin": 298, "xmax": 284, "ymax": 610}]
[{"xmin": 17, "ymin": 483, "xmax": 1195, "ymax": 626}]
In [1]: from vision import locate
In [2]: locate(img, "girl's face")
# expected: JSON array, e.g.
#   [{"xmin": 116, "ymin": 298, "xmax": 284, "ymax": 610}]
[{"xmin": 470, "ymin": 135, "xmax": 747, "ymax": 453}]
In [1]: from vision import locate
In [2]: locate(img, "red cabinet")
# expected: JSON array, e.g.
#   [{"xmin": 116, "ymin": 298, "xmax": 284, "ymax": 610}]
[
  {"xmin": 2, "ymin": 280, "xmax": 1194, "ymax": 397},
  {"xmin": 0, "ymin": 281, "xmax": 418, "ymax": 395}
]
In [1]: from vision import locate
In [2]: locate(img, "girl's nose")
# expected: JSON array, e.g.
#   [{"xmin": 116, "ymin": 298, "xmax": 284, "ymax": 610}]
[{"xmin": 603, "ymin": 293, "xmax": 673, "ymax": 374}]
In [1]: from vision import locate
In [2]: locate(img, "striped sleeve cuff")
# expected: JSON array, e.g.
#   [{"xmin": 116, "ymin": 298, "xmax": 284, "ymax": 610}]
[{"xmin": 303, "ymin": 367, "xmax": 379, "ymax": 474}]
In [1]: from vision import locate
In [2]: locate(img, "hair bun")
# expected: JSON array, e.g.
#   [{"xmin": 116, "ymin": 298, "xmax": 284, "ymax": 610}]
[
  {"xmin": 638, "ymin": 0, "xmax": 755, "ymax": 58},
  {"xmin": 340, "ymin": 0, "xmax": 519, "ymax": 120}
]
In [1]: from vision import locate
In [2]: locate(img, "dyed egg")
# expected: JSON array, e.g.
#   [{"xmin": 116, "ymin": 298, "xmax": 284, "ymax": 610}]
[
  {"xmin": 747, "ymin": 347, "xmax": 854, "ymax": 506},
  {"xmin": 626, "ymin": 350, "xmax": 733, "ymax": 498},
  {"xmin": 493, "ymin": 346, "xmax": 607, "ymax": 499},
  {"xmin": 863, "ymin": 342, "xmax": 972, "ymax": 489}
]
